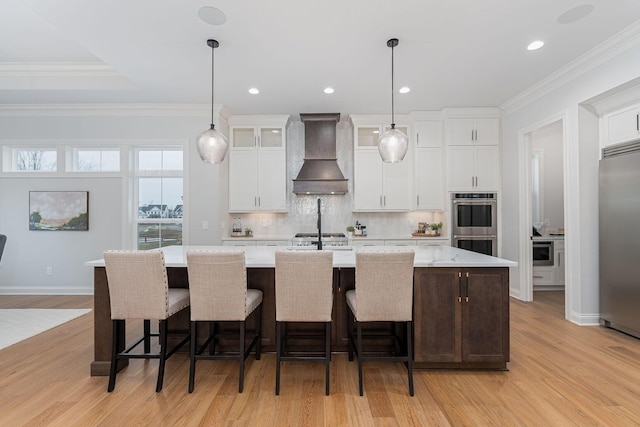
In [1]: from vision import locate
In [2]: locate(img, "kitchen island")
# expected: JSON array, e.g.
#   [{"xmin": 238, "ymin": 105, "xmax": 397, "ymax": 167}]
[{"xmin": 87, "ymin": 245, "xmax": 516, "ymax": 375}]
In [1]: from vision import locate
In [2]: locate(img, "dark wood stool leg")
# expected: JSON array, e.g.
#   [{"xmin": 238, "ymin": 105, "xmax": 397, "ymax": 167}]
[
  {"xmin": 275, "ymin": 321, "xmax": 282, "ymax": 395},
  {"xmin": 407, "ymin": 321, "xmax": 414, "ymax": 396},
  {"xmin": 156, "ymin": 319, "xmax": 168, "ymax": 393},
  {"xmin": 255, "ymin": 304, "xmax": 262, "ymax": 360},
  {"xmin": 239, "ymin": 321, "xmax": 246, "ymax": 393},
  {"xmin": 188, "ymin": 321, "xmax": 197, "ymax": 393},
  {"xmin": 357, "ymin": 322, "xmax": 364, "ymax": 396},
  {"xmin": 107, "ymin": 319, "xmax": 120, "ymax": 392},
  {"xmin": 144, "ymin": 319, "xmax": 151, "ymax": 353},
  {"xmin": 325, "ymin": 321, "xmax": 331, "ymax": 396}
]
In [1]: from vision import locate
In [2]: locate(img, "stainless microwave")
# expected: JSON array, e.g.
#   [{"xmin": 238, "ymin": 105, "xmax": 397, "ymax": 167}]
[{"xmin": 533, "ymin": 241, "xmax": 554, "ymax": 266}]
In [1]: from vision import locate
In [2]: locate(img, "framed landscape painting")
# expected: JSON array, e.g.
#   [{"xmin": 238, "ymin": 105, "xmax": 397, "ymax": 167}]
[{"xmin": 29, "ymin": 191, "xmax": 89, "ymax": 231}]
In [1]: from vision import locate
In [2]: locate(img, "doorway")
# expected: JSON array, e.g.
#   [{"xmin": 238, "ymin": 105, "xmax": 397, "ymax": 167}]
[
  {"xmin": 517, "ymin": 112, "xmax": 568, "ymax": 309},
  {"xmin": 530, "ymin": 121, "xmax": 565, "ymax": 299}
]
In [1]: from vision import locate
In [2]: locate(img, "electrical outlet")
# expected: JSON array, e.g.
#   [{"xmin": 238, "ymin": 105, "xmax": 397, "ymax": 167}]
[
  {"xmin": 201, "ymin": 220, "xmax": 209, "ymax": 230},
  {"xmin": 46, "ymin": 266, "xmax": 53, "ymax": 275}
]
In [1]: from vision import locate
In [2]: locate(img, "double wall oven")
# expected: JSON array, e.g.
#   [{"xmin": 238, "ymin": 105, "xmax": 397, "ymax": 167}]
[{"xmin": 451, "ymin": 193, "xmax": 497, "ymax": 256}]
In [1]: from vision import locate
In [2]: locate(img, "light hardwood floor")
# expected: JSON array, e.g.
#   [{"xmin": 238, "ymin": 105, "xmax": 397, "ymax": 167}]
[{"xmin": 1, "ymin": 292, "xmax": 640, "ymax": 426}]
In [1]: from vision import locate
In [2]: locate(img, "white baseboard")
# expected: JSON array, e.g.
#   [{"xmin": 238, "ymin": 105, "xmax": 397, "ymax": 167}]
[
  {"xmin": 569, "ymin": 311, "xmax": 601, "ymax": 326},
  {"xmin": 0, "ymin": 286, "xmax": 93, "ymax": 295}
]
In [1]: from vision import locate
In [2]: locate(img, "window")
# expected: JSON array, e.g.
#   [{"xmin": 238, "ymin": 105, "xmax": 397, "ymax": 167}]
[
  {"xmin": 13, "ymin": 149, "xmax": 57, "ymax": 172},
  {"xmin": 135, "ymin": 148, "xmax": 183, "ymax": 250},
  {"xmin": 74, "ymin": 148, "xmax": 120, "ymax": 171}
]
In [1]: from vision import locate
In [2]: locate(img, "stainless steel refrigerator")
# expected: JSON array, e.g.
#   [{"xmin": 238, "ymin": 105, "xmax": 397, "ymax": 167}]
[{"xmin": 599, "ymin": 141, "xmax": 640, "ymax": 339}]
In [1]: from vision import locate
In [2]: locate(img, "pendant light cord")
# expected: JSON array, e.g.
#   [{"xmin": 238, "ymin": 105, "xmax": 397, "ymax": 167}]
[
  {"xmin": 211, "ymin": 41, "xmax": 215, "ymax": 129},
  {"xmin": 390, "ymin": 43, "xmax": 395, "ymax": 129}
]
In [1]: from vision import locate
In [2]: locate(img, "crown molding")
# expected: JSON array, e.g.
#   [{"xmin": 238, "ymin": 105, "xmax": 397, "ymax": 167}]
[
  {"xmin": 0, "ymin": 62, "xmax": 120, "ymax": 77},
  {"xmin": 501, "ymin": 20, "xmax": 640, "ymax": 115},
  {"xmin": 0, "ymin": 103, "xmax": 226, "ymax": 117}
]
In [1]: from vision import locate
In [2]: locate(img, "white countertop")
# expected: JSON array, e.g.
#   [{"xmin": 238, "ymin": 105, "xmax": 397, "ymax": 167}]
[{"xmin": 86, "ymin": 245, "xmax": 517, "ymax": 268}]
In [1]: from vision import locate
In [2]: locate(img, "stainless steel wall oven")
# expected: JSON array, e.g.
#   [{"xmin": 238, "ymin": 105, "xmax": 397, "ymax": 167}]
[{"xmin": 451, "ymin": 193, "xmax": 497, "ymax": 256}]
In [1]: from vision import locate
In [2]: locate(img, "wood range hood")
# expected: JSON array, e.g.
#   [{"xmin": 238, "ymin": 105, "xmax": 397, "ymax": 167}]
[{"xmin": 292, "ymin": 113, "xmax": 349, "ymax": 195}]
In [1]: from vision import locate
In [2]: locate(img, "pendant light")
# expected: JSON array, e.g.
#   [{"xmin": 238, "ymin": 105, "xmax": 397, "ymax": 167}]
[
  {"xmin": 196, "ymin": 39, "xmax": 229, "ymax": 164},
  {"xmin": 378, "ymin": 38, "xmax": 409, "ymax": 163}
]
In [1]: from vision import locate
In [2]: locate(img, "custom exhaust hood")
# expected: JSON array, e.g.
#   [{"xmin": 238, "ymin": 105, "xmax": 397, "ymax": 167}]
[{"xmin": 293, "ymin": 113, "xmax": 348, "ymax": 195}]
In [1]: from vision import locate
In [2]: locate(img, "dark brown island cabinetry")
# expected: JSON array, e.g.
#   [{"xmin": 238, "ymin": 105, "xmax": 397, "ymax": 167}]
[
  {"xmin": 91, "ymin": 265, "xmax": 509, "ymax": 375},
  {"xmin": 413, "ymin": 267, "xmax": 509, "ymax": 369}
]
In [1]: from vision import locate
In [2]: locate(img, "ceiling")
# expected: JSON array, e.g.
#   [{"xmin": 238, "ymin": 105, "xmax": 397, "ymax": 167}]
[{"xmin": 2, "ymin": 0, "xmax": 640, "ymax": 118}]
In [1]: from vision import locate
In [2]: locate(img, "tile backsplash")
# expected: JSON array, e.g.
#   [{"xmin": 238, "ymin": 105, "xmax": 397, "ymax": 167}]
[{"xmin": 227, "ymin": 119, "xmax": 445, "ymax": 238}]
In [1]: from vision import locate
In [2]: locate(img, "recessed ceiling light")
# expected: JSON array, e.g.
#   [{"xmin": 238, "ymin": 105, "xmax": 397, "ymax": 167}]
[
  {"xmin": 324, "ymin": 87, "xmax": 334, "ymax": 94},
  {"xmin": 373, "ymin": 130, "xmax": 379, "ymax": 134},
  {"xmin": 248, "ymin": 87, "xmax": 259, "ymax": 95},
  {"xmin": 399, "ymin": 86, "xmax": 410, "ymax": 94},
  {"xmin": 271, "ymin": 130, "xmax": 280, "ymax": 133},
  {"xmin": 197, "ymin": 6, "xmax": 227, "ymax": 26},
  {"xmin": 527, "ymin": 40, "xmax": 545, "ymax": 51},
  {"xmin": 557, "ymin": 4, "xmax": 594, "ymax": 24}
]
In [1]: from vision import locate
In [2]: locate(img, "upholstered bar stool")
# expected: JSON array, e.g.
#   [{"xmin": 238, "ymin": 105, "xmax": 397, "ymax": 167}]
[
  {"xmin": 274, "ymin": 250, "xmax": 334, "ymax": 395},
  {"xmin": 346, "ymin": 250, "xmax": 415, "ymax": 396},
  {"xmin": 103, "ymin": 250, "xmax": 190, "ymax": 393},
  {"xmin": 186, "ymin": 250, "xmax": 262, "ymax": 393}
]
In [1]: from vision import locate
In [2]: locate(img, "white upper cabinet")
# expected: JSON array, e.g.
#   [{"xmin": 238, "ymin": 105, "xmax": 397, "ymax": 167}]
[
  {"xmin": 228, "ymin": 115, "xmax": 290, "ymax": 212},
  {"xmin": 447, "ymin": 145, "xmax": 500, "ymax": 191},
  {"xmin": 414, "ymin": 120, "xmax": 444, "ymax": 210},
  {"xmin": 350, "ymin": 115, "xmax": 413, "ymax": 211},
  {"xmin": 447, "ymin": 118, "xmax": 499, "ymax": 146},
  {"xmin": 445, "ymin": 110, "xmax": 501, "ymax": 192},
  {"xmin": 602, "ymin": 103, "xmax": 640, "ymax": 148}
]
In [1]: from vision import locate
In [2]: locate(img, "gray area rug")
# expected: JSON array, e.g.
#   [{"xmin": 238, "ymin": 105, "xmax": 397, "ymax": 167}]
[{"xmin": 0, "ymin": 308, "xmax": 92, "ymax": 350}]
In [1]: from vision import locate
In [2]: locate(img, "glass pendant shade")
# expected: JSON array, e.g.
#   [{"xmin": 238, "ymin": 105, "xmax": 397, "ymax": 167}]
[
  {"xmin": 196, "ymin": 124, "xmax": 228, "ymax": 164},
  {"xmin": 198, "ymin": 38, "xmax": 228, "ymax": 164},
  {"xmin": 379, "ymin": 38, "xmax": 409, "ymax": 163},
  {"xmin": 378, "ymin": 126, "xmax": 409, "ymax": 163}
]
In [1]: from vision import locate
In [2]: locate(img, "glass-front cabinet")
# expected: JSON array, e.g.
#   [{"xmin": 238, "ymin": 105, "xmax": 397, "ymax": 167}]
[
  {"xmin": 350, "ymin": 115, "xmax": 413, "ymax": 212},
  {"xmin": 228, "ymin": 115, "xmax": 290, "ymax": 212}
]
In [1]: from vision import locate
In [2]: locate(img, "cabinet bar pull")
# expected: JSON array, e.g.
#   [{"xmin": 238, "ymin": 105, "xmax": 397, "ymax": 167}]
[
  {"xmin": 637, "ymin": 112, "xmax": 639, "ymax": 131},
  {"xmin": 417, "ymin": 195, "xmax": 420, "ymax": 206},
  {"xmin": 254, "ymin": 196, "xmax": 257, "ymax": 206},
  {"xmin": 458, "ymin": 272, "xmax": 462, "ymax": 303},
  {"xmin": 383, "ymin": 195, "xmax": 386, "ymax": 206},
  {"xmin": 533, "ymin": 275, "xmax": 544, "ymax": 279},
  {"xmin": 416, "ymin": 133, "xmax": 419, "ymax": 146},
  {"xmin": 471, "ymin": 130, "xmax": 474, "ymax": 141},
  {"xmin": 465, "ymin": 272, "xmax": 470, "ymax": 302},
  {"xmin": 258, "ymin": 196, "xmax": 261, "ymax": 207}
]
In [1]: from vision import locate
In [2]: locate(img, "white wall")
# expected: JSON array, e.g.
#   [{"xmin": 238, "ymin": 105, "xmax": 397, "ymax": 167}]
[
  {"xmin": 502, "ymin": 41, "xmax": 640, "ymax": 324},
  {"xmin": 0, "ymin": 107, "xmax": 226, "ymax": 293},
  {"xmin": 531, "ymin": 120, "xmax": 564, "ymax": 230}
]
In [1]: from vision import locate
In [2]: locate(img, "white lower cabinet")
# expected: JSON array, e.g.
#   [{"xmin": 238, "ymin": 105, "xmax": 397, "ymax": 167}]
[
  {"xmin": 222, "ymin": 240, "xmax": 256, "ymax": 246},
  {"xmin": 415, "ymin": 238, "xmax": 450, "ymax": 247},
  {"xmin": 349, "ymin": 239, "xmax": 385, "ymax": 247},
  {"xmin": 555, "ymin": 241, "xmax": 565, "ymax": 287},
  {"xmin": 533, "ymin": 240, "xmax": 565, "ymax": 289}
]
